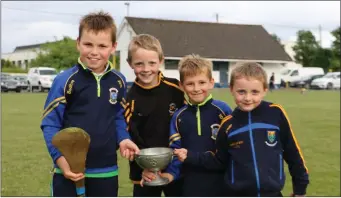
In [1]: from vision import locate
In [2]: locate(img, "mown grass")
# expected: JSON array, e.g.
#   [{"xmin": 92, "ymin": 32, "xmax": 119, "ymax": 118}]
[{"xmin": 1, "ymin": 89, "xmax": 340, "ymax": 196}]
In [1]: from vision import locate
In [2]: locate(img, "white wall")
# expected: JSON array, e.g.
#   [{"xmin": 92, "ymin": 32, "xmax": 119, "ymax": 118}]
[
  {"xmin": 162, "ymin": 69, "xmax": 179, "ymax": 80},
  {"xmin": 228, "ymin": 62, "xmax": 285, "ymax": 85},
  {"xmin": 262, "ymin": 63, "xmax": 286, "ymax": 85},
  {"xmin": 116, "ymin": 19, "xmax": 137, "ymax": 83},
  {"xmin": 2, "ymin": 48, "xmax": 41, "ymax": 69},
  {"xmin": 212, "ymin": 71, "xmax": 220, "ymax": 84},
  {"xmin": 282, "ymin": 41, "xmax": 303, "ymax": 68}
]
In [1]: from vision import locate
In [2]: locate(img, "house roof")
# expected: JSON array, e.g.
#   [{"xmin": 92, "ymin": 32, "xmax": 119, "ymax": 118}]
[
  {"xmin": 125, "ymin": 17, "xmax": 292, "ymax": 62},
  {"xmin": 14, "ymin": 40, "xmax": 65, "ymax": 52},
  {"xmin": 14, "ymin": 43, "xmax": 44, "ymax": 52}
]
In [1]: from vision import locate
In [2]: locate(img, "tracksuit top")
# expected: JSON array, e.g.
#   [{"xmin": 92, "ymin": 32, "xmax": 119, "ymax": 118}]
[
  {"xmin": 41, "ymin": 59, "xmax": 130, "ymax": 176},
  {"xmin": 124, "ymin": 72, "xmax": 185, "ymax": 181},
  {"xmin": 185, "ymin": 100, "xmax": 309, "ymax": 196},
  {"xmin": 166, "ymin": 95, "xmax": 232, "ymax": 180}
]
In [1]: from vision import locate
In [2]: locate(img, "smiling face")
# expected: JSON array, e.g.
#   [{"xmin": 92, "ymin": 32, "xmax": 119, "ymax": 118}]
[
  {"xmin": 129, "ymin": 47, "xmax": 162, "ymax": 87},
  {"xmin": 181, "ymin": 71, "xmax": 214, "ymax": 105},
  {"xmin": 77, "ymin": 29, "xmax": 116, "ymax": 74},
  {"xmin": 230, "ymin": 77, "xmax": 268, "ymax": 112}
]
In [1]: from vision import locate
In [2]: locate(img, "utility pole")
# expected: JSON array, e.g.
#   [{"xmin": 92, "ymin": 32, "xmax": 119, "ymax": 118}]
[
  {"xmin": 215, "ymin": 13, "xmax": 219, "ymax": 23},
  {"xmin": 318, "ymin": 24, "xmax": 322, "ymax": 46},
  {"xmin": 124, "ymin": 2, "xmax": 130, "ymax": 17}
]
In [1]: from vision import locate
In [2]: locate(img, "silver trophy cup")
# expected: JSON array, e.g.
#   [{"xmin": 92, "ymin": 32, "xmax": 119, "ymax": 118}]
[{"xmin": 134, "ymin": 147, "xmax": 173, "ymax": 186}]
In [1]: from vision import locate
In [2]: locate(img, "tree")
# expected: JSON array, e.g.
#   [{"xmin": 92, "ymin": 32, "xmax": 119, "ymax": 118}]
[
  {"xmin": 330, "ymin": 27, "xmax": 340, "ymax": 71},
  {"xmin": 311, "ymin": 47, "xmax": 332, "ymax": 69},
  {"xmin": 30, "ymin": 36, "xmax": 79, "ymax": 70},
  {"xmin": 271, "ymin": 33, "xmax": 284, "ymax": 48},
  {"xmin": 331, "ymin": 27, "xmax": 340, "ymax": 57},
  {"xmin": 1, "ymin": 59, "xmax": 15, "ymax": 68},
  {"xmin": 292, "ymin": 30, "xmax": 320, "ymax": 67}
]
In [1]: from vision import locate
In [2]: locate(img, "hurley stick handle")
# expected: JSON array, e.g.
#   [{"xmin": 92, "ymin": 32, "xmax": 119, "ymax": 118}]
[{"xmin": 75, "ymin": 179, "xmax": 85, "ymax": 197}]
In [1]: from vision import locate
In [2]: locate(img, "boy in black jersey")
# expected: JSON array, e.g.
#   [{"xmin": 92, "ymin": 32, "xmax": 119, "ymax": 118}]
[{"xmin": 123, "ymin": 34, "xmax": 184, "ymax": 197}]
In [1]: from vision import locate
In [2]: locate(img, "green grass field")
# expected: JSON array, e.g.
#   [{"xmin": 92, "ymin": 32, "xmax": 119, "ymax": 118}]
[{"xmin": 1, "ymin": 89, "xmax": 340, "ymax": 196}]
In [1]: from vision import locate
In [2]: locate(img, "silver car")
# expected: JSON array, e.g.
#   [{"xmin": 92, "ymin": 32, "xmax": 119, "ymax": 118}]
[{"xmin": 1, "ymin": 73, "xmax": 21, "ymax": 92}]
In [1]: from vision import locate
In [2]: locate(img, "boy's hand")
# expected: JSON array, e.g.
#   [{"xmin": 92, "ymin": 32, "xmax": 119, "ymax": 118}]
[
  {"xmin": 174, "ymin": 148, "xmax": 188, "ymax": 162},
  {"xmin": 160, "ymin": 173, "xmax": 174, "ymax": 183},
  {"xmin": 119, "ymin": 139, "xmax": 140, "ymax": 161},
  {"xmin": 56, "ymin": 156, "xmax": 85, "ymax": 182},
  {"xmin": 140, "ymin": 169, "xmax": 160, "ymax": 187}
]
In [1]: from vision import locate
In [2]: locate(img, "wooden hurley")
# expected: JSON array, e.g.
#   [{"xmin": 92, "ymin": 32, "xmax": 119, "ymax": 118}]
[{"xmin": 52, "ymin": 127, "xmax": 90, "ymax": 197}]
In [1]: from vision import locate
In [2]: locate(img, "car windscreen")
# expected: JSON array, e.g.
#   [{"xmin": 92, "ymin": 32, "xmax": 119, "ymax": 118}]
[
  {"xmin": 14, "ymin": 76, "xmax": 27, "ymax": 81},
  {"xmin": 39, "ymin": 70, "xmax": 57, "ymax": 75},
  {"xmin": 323, "ymin": 73, "xmax": 337, "ymax": 78},
  {"xmin": 280, "ymin": 69, "xmax": 291, "ymax": 75}
]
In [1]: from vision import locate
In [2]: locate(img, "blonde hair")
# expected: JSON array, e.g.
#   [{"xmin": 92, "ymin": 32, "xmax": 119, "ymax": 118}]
[
  {"xmin": 127, "ymin": 34, "xmax": 164, "ymax": 63},
  {"xmin": 79, "ymin": 11, "xmax": 117, "ymax": 43},
  {"xmin": 178, "ymin": 54, "xmax": 213, "ymax": 83},
  {"xmin": 230, "ymin": 62, "xmax": 268, "ymax": 89}
]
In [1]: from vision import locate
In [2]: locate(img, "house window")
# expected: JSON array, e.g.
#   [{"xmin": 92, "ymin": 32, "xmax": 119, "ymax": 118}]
[
  {"xmin": 12, "ymin": 61, "xmax": 15, "ymax": 65},
  {"xmin": 213, "ymin": 65, "xmax": 219, "ymax": 71},
  {"xmin": 290, "ymin": 70, "xmax": 299, "ymax": 76},
  {"xmin": 18, "ymin": 60, "xmax": 22, "ymax": 67},
  {"xmin": 212, "ymin": 61, "xmax": 227, "ymax": 71},
  {"xmin": 164, "ymin": 60, "xmax": 179, "ymax": 70},
  {"xmin": 24, "ymin": 60, "xmax": 29, "ymax": 69}
]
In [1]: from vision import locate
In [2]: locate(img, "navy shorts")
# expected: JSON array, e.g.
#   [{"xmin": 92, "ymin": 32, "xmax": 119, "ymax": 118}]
[{"xmin": 51, "ymin": 173, "xmax": 118, "ymax": 197}]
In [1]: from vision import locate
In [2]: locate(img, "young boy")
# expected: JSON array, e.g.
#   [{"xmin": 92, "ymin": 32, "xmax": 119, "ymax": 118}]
[
  {"xmin": 41, "ymin": 11, "xmax": 139, "ymax": 197},
  {"xmin": 142, "ymin": 54, "xmax": 232, "ymax": 196},
  {"xmin": 175, "ymin": 62, "xmax": 310, "ymax": 197},
  {"xmin": 123, "ymin": 34, "xmax": 185, "ymax": 197}
]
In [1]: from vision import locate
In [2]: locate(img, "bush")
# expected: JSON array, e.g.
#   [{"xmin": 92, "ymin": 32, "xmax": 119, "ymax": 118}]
[{"xmin": 1, "ymin": 67, "xmax": 28, "ymax": 73}]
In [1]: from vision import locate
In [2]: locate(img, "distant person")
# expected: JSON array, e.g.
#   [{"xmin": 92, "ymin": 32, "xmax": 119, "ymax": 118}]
[
  {"xmin": 174, "ymin": 62, "xmax": 309, "ymax": 197},
  {"xmin": 270, "ymin": 72, "xmax": 275, "ymax": 92},
  {"xmin": 41, "ymin": 11, "xmax": 139, "ymax": 197}
]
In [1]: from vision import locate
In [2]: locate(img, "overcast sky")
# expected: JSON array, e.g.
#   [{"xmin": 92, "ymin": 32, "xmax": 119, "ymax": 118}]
[{"xmin": 1, "ymin": 1, "xmax": 340, "ymax": 53}]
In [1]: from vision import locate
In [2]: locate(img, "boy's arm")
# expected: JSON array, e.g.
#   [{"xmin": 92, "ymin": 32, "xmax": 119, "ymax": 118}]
[
  {"xmin": 40, "ymin": 75, "xmax": 67, "ymax": 163},
  {"xmin": 115, "ymin": 75, "xmax": 139, "ymax": 159},
  {"xmin": 123, "ymin": 96, "xmax": 148, "ymax": 149},
  {"xmin": 184, "ymin": 118, "xmax": 231, "ymax": 170},
  {"xmin": 164, "ymin": 113, "xmax": 182, "ymax": 180},
  {"xmin": 115, "ymin": 76, "xmax": 131, "ymax": 143},
  {"xmin": 277, "ymin": 105, "xmax": 309, "ymax": 196},
  {"xmin": 212, "ymin": 100, "xmax": 233, "ymax": 116}
]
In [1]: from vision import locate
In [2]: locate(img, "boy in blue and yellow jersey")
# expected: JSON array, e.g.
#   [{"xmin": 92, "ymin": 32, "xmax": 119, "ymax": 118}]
[
  {"xmin": 123, "ymin": 34, "xmax": 185, "ymax": 197},
  {"xmin": 175, "ymin": 62, "xmax": 309, "ymax": 197},
  {"xmin": 142, "ymin": 54, "xmax": 232, "ymax": 196},
  {"xmin": 40, "ymin": 11, "xmax": 139, "ymax": 197}
]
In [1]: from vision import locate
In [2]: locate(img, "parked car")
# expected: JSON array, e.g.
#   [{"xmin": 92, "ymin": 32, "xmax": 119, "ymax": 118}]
[
  {"xmin": 310, "ymin": 72, "xmax": 341, "ymax": 89},
  {"xmin": 27, "ymin": 67, "xmax": 57, "ymax": 92},
  {"xmin": 13, "ymin": 75, "xmax": 29, "ymax": 91},
  {"xmin": 280, "ymin": 67, "xmax": 325, "ymax": 86},
  {"xmin": 1, "ymin": 73, "xmax": 21, "ymax": 93},
  {"xmin": 290, "ymin": 74, "xmax": 325, "ymax": 88}
]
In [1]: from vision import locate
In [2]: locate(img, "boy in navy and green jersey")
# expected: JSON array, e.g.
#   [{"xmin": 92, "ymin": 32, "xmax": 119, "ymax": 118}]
[
  {"xmin": 175, "ymin": 62, "xmax": 309, "ymax": 197},
  {"xmin": 143, "ymin": 54, "xmax": 232, "ymax": 196},
  {"xmin": 41, "ymin": 11, "xmax": 139, "ymax": 197}
]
